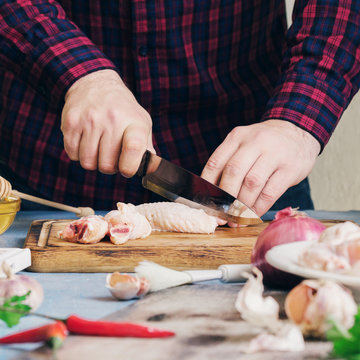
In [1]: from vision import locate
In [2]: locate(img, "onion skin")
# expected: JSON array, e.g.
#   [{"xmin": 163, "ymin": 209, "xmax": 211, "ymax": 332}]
[{"xmin": 251, "ymin": 207, "xmax": 326, "ymax": 289}]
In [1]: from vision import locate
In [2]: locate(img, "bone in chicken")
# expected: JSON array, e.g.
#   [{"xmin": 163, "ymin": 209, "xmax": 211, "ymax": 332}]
[
  {"xmin": 104, "ymin": 203, "xmax": 152, "ymax": 244},
  {"xmin": 59, "ymin": 215, "xmax": 108, "ymax": 244}
]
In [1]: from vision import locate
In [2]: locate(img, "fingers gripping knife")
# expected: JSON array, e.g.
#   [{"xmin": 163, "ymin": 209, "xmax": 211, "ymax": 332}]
[{"xmin": 137, "ymin": 151, "xmax": 262, "ymax": 225}]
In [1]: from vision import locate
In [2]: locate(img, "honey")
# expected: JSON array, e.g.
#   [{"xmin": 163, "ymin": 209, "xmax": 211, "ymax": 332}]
[{"xmin": 0, "ymin": 196, "xmax": 21, "ymax": 235}]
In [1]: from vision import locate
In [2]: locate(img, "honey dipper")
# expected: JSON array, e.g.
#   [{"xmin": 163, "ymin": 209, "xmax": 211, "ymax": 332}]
[{"xmin": 0, "ymin": 176, "xmax": 94, "ymax": 217}]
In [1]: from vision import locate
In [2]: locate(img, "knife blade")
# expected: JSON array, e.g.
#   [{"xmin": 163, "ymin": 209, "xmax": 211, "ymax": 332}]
[{"xmin": 136, "ymin": 150, "xmax": 262, "ymax": 225}]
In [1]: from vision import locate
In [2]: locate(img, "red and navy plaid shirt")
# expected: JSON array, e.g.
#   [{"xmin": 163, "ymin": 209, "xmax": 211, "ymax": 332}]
[{"xmin": 0, "ymin": 1, "xmax": 359, "ymax": 209}]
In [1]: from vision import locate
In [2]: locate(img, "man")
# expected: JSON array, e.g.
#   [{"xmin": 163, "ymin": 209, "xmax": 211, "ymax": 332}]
[{"xmin": 0, "ymin": 1, "xmax": 359, "ymax": 216}]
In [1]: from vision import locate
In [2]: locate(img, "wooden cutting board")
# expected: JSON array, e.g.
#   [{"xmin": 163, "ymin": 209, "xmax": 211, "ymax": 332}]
[{"xmin": 23, "ymin": 219, "xmax": 340, "ymax": 273}]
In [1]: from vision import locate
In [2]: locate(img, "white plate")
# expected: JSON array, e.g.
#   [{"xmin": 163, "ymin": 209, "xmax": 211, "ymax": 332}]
[{"xmin": 265, "ymin": 240, "xmax": 360, "ymax": 289}]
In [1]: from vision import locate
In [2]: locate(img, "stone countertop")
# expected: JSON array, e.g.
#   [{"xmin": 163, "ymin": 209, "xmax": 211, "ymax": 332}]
[{"xmin": 0, "ymin": 210, "xmax": 359, "ymax": 359}]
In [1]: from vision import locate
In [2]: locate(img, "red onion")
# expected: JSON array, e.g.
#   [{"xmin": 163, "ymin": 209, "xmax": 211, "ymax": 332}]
[{"xmin": 251, "ymin": 207, "xmax": 326, "ymax": 289}]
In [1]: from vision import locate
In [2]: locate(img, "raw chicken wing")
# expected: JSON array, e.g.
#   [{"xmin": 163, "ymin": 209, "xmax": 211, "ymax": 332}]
[
  {"xmin": 299, "ymin": 221, "xmax": 360, "ymax": 275},
  {"xmin": 136, "ymin": 202, "xmax": 218, "ymax": 234},
  {"xmin": 105, "ymin": 203, "xmax": 152, "ymax": 244},
  {"xmin": 59, "ymin": 215, "xmax": 108, "ymax": 244}
]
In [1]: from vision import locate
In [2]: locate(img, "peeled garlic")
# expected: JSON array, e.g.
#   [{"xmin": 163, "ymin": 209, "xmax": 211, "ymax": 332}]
[
  {"xmin": 106, "ymin": 272, "xmax": 150, "ymax": 300},
  {"xmin": 285, "ymin": 279, "xmax": 357, "ymax": 338},
  {"xmin": 246, "ymin": 323, "xmax": 305, "ymax": 353},
  {"xmin": 235, "ymin": 267, "xmax": 280, "ymax": 331},
  {"xmin": 236, "ymin": 267, "xmax": 305, "ymax": 353},
  {"xmin": 0, "ymin": 262, "xmax": 44, "ymax": 311}
]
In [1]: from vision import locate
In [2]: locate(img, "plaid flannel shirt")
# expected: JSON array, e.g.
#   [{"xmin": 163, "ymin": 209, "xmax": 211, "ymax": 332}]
[{"xmin": 0, "ymin": 0, "xmax": 359, "ymax": 209}]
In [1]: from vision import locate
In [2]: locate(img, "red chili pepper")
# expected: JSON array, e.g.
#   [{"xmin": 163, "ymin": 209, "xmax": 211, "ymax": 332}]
[
  {"xmin": 45, "ymin": 321, "xmax": 68, "ymax": 349},
  {"xmin": 65, "ymin": 314, "xmax": 175, "ymax": 338},
  {"xmin": 0, "ymin": 321, "xmax": 68, "ymax": 349}
]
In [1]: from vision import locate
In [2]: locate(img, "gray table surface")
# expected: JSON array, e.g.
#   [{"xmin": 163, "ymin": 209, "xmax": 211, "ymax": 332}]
[{"xmin": 0, "ymin": 209, "xmax": 359, "ymax": 359}]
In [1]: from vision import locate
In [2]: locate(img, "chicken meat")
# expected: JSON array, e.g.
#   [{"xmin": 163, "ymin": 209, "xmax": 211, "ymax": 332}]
[
  {"xmin": 136, "ymin": 202, "xmax": 218, "ymax": 234},
  {"xmin": 59, "ymin": 215, "xmax": 108, "ymax": 244},
  {"xmin": 104, "ymin": 203, "xmax": 152, "ymax": 244}
]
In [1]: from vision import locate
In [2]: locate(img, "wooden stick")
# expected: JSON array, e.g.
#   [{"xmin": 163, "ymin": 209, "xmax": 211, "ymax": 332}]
[{"xmin": 11, "ymin": 190, "xmax": 95, "ymax": 217}]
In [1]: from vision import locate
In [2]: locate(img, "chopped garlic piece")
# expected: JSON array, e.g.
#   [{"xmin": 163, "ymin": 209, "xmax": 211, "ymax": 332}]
[
  {"xmin": 246, "ymin": 324, "xmax": 305, "ymax": 353},
  {"xmin": 235, "ymin": 267, "xmax": 280, "ymax": 331}
]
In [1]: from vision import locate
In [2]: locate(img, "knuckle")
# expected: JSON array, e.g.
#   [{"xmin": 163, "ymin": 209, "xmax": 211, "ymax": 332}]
[
  {"xmin": 141, "ymin": 111, "xmax": 152, "ymax": 126},
  {"xmin": 223, "ymin": 162, "xmax": 242, "ymax": 177},
  {"xmin": 85, "ymin": 112, "xmax": 101, "ymax": 129},
  {"xmin": 99, "ymin": 163, "xmax": 116, "ymax": 174},
  {"xmin": 243, "ymin": 173, "xmax": 263, "ymax": 190},
  {"xmin": 106, "ymin": 108, "xmax": 121, "ymax": 124},
  {"xmin": 61, "ymin": 112, "xmax": 80, "ymax": 133},
  {"xmin": 80, "ymin": 158, "xmax": 97, "ymax": 171},
  {"xmin": 227, "ymin": 126, "xmax": 242, "ymax": 141},
  {"xmin": 64, "ymin": 145, "xmax": 78, "ymax": 160},
  {"xmin": 119, "ymin": 165, "xmax": 136, "ymax": 178},
  {"xmin": 69, "ymin": 154, "xmax": 79, "ymax": 161},
  {"xmin": 63, "ymin": 139, "xmax": 78, "ymax": 156},
  {"xmin": 205, "ymin": 157, "xmax": 222, "ymax": 172},
  {"xmin": 259, "ymin": 188, "xmax": 277, "ymax": 203},
  {"xmin": 122, "ymin": 138, "xmax": 144, "ymax": 153}
]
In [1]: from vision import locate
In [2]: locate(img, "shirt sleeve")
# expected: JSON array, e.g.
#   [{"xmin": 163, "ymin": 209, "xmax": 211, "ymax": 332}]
[
  {"xmin": 262, "ymin": 0, "xmax": 360, "ymax": 149},
  {"xmin": 0, "ymin": 0, "xmax": 117, "ymax": 102}
]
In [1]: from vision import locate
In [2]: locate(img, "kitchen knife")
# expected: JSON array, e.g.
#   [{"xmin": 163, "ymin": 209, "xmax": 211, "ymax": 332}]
[{"xmin": 136, "ymin": 150, "xmax": 262, "ymax": 225}]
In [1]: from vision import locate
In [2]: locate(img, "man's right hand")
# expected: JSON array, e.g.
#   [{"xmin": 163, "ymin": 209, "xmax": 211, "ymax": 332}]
[{"xmin": 61, "ymin": 69, "xmax": 155, "ymax": 177}]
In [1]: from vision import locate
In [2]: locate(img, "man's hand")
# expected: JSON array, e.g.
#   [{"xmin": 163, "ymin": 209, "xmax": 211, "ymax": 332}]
[
  {"xmin": 61, "ymin": 69, "xmax": 155, "ymax": 177},
  {"xmin": 201, "ymin": 120, "xmax": 321, "ymax": 217}
]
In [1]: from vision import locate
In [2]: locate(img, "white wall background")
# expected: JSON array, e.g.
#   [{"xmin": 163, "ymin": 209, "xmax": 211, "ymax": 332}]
[
  {"xmin": 309, "ymin": 94, "xmax": 360, "ymax": 210},
  {"xmin": 286, "ymin": 0, "xmax": 360, "ymax": 211}
]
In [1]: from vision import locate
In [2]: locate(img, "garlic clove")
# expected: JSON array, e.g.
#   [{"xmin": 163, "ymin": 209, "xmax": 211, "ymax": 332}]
[
  {"xmin": 284, "ymin": 281, "xmax": 312, "ymax": 324},
  {"xmin": 246, "ymin": 323, "xmax": 305, "ymax": 353},
  {"xmin": 235, "ymin": 267, "xmax": 280, "ymax": 331},
  {"xmin": 106, "ymin": 272, "xmax": 149, "ymax": 300},
  {"xmin": 285, "ymin": 279, "xmax": 357, "ymax": 338}
]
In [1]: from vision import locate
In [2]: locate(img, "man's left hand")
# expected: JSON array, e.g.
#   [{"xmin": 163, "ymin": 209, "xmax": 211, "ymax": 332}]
[{"xmin": 201, "ymin": 119, "xmax": 321, "ymax": 218}]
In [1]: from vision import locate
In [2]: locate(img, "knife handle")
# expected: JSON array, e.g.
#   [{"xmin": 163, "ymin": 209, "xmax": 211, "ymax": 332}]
[{"xmin": 136, "ymin": 150, "xmax": 151, "ymax": 177}]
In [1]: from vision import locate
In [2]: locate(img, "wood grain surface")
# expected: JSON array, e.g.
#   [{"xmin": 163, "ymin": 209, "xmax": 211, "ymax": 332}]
[{"xmin": 24, "ymin": 219, "xmax": 341, "ymax": 273}]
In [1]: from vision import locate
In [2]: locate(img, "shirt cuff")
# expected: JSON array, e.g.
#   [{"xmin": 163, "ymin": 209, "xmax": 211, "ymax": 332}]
[{"xmin": 261, "ymin": 72, "xmax": 346, "ymax": 150}]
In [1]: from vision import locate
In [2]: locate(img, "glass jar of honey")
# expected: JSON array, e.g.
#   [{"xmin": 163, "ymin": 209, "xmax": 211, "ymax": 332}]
[{"xmin": 0, "ymin": 196, "xmax": 21, "ymax": 235}]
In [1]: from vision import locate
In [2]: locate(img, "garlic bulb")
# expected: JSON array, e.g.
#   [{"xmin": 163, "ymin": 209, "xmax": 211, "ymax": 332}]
[
  {"xmin": 0, "ymin": 262, "xmax": 44, "ymax": 311},
  {"xmin": 285, "ymin": 279, "xmax": 357, "ymax": 338}
]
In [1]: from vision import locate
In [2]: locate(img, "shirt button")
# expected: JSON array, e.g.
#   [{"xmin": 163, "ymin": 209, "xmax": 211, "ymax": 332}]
[{"xmin": 138, "ymin": 45, "xmax": 149, "ymax": 57}]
